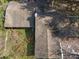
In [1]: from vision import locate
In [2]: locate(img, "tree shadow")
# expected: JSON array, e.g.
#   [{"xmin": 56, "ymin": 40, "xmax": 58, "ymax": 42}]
[
  {"xmin": 25, "ymin": 11, "xmax": 35, "ymax": 56},
  {"xmin": 25, "ymin": 28, "xmax": 35, "ymax": 56},
  {"xmin": 44, "ymin": 11, "xmax": 79, "ymax": 38},
  {"xmin": 19, "ymin": 0, "xmax": 36, "ymax": 12}
]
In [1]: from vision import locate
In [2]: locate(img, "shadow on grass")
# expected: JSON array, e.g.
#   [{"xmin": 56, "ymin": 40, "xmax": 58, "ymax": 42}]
[
  {"xmin": 25, "ymin": 10, "xmax": 35, "ymax": 56},
  {"xmin": 25, "ymin": 4, "xmax": 35, "ymax": 55},
  {"xmin": 25, "ymin": 28, "xmax": 35, "ymax": 56}
]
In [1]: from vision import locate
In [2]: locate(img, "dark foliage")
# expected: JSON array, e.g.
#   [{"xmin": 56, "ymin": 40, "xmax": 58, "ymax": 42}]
[{"xmin": 48, "ymin": 13, "xmax": 79, "ymax": 38}]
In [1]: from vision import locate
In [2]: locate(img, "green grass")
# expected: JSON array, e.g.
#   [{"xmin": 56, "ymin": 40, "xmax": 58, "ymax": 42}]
[{"xmin": 2, "ymin": 56, "xmax": 35, "ymax": 59}]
